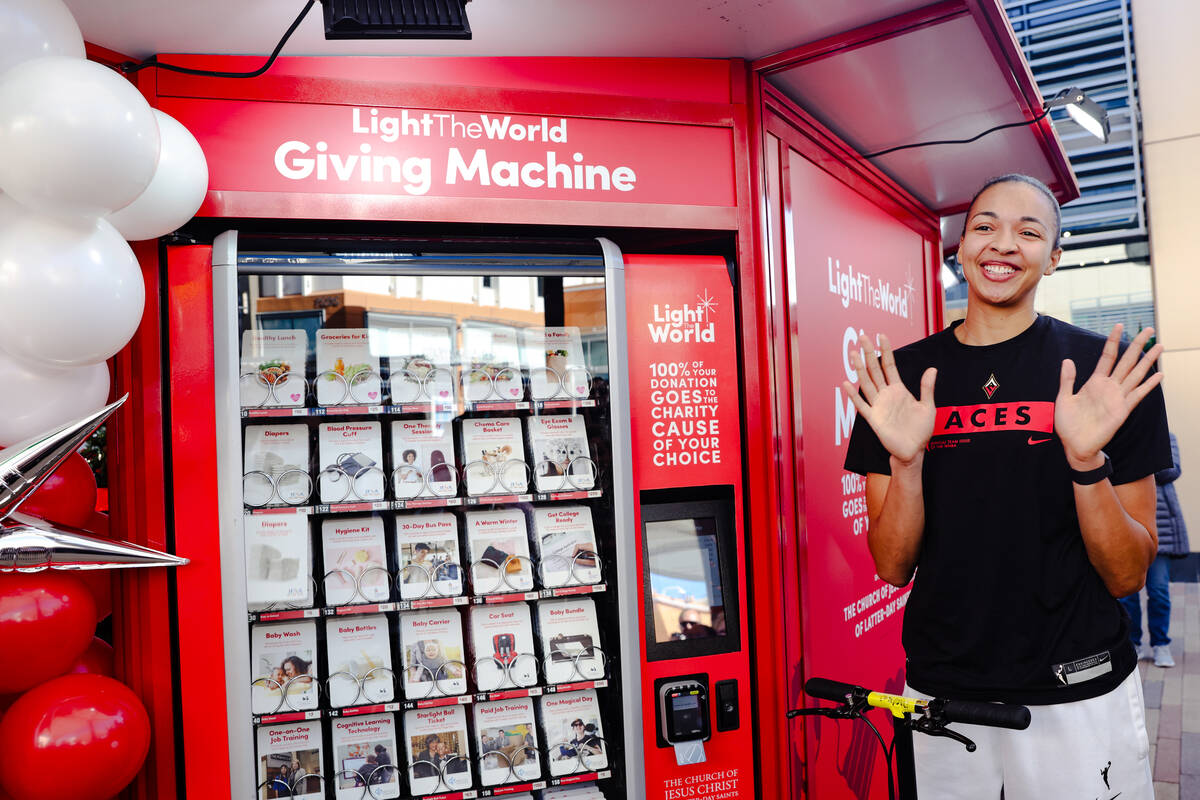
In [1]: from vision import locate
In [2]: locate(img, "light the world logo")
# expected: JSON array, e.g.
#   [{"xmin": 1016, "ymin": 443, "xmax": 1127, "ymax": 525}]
[
  {"xmin": 827, "ymin": 256, "xmax": 915, "ymax": 321},
  {"xmin": 649, "ymin": 290, "xmax": 718, "ymax": 343}
]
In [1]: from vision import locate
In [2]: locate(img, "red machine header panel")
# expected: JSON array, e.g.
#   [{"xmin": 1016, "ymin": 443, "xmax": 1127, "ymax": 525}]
[{"xmin": 160, "ymin": 97, "xmax": 735, "ymax": 209}]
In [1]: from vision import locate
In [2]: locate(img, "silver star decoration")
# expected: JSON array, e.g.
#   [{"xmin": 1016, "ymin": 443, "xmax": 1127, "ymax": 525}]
[{"xmin": 0, "ymin": 397, "xmax": 189, "ymax": 572}]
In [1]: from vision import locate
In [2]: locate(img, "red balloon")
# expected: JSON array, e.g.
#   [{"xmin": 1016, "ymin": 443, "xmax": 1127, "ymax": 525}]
[
  {"xmin": 0, "ymin": 573, "xmax": 96, "ymax": 692},
  {"xmin": 68, "ymin": 637, "xmax": 114, "ymax": 677},
  {"xmin": 73, "ymin": 515, "xmax": 114, "ymax": 623},
  {"xmin": 1, "ymin": 450, "xmax": 97, "ymax": 529},
  {"xmin": 84, "ymin": 511, "xmax": 111, "ymax": 539},
  {"xmin": 0, "ymin": 674, "xmax": 150, "ymax": 800},
  {"xmin": 75, "ymin": 570, "xmax": 112, "ymax": 623}
]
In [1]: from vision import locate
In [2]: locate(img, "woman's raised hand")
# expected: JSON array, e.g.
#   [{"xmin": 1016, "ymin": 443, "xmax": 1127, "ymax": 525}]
[
  {"xmin": 1055, "ymin": 324, "xmax": 1164, "ymax": 468},
  {"xmin": 842, "ymin": 333, "xmax": 937, "ymax": 465}
]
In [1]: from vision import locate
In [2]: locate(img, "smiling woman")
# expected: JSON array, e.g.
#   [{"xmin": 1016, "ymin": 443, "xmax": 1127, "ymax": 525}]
[{"xmin": 842, "ymin": 175, "xmax": 1172, "ymax": 800}]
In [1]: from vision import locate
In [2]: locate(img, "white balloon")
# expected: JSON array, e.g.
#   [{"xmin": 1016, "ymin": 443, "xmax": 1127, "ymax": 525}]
[
  {"xmin": 0, "ymin": 351, "xmax": 109, "ymax": 447},
  {"xmin": 0, "ymin": 0, "xmax": 84, "ymax": 77},
  {"xmin": 0, "ymin": 57, "xmax": 160, "ymax": 217},
  {"xmin": 0, "ymin": 212, "xmax": 145, "ymax": 367},
  {"xmin": 108, "ymin": 110, "xmax": 209, "ymax": 241}
]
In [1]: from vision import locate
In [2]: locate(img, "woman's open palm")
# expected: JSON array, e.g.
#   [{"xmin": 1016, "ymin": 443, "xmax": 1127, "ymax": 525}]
[
  {"xmin": 1055, "ymin": 324, "xmax": 1163, "ymax": 465},
  {"xmin": 843, "ymin": 334, "xmax": 937, "ymax": 464}
]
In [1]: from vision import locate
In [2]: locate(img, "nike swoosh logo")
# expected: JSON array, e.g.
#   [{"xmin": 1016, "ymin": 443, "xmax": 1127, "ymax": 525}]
[{"xmin": 1028, "ymin": 436, "xmax": 1053, "ymax": 445}]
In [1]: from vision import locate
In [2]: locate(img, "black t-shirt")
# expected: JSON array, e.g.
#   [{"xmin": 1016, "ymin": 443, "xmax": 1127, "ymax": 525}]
[{"xmin": 844, "ymin": 315, "xmax": 1170, "ymax": 705}]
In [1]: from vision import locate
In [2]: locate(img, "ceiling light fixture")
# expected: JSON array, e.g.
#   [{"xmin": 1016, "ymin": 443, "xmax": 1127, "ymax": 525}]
[
  {"xmin": 862, "ymin": 86, "xmax": 1110, "ymax": 159},
  {"xmin": 1051, "ymin": 88, "xmax": 1110, "ymax": 143},
  {"xmin": 321, "ymin": 0, "xmax": 472, "ymax": 40}
]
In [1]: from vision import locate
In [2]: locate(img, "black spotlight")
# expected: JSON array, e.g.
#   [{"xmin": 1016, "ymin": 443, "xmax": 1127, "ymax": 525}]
[{"xmin": 321, "ymin": 0, "xmax": 472, "ymax": 40}]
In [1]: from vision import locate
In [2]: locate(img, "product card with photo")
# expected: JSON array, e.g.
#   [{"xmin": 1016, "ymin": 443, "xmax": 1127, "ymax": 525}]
[
  {"xmin": 532, "ymin": 505, "xmax": 601, "ymax": 587},
  {"xmin": 251, "ymin": 620, "xmax": 319, "ymax": 715},
  {"xmin": 536, "ymin": 597, "xmax": 603, "ymax": 685},
  {"xmin": 245, "ymin": 513, "xmax": 312, "ymax": 606},
  {"xmin": 398, "ymin": 608, "xmax": 467, "ymax": 698},
  {"xmin": 241, "ymin": 329, "xmax": 309, "ymax": 408},
  {"xmin": 390, "ymin": 420, "xmax": 457, "ymax": 499},
  {"xmin": 318, "ymin": 422, "xmax": 385, "ymax": 503},
  {"xmin": 521, "ymin": 327, "xmax": 588, "ymax": 400},
  {"xmin": 403, "ymin": 704, "xmax": 473, "ymax": 795},
  {"xmin": 243, "ymin": 425, "xmax": 311, "ymax": 507},
  {"xmin": 320, "ymin": 516, "xmax": 389, "ymax": 606},
  {"xmin": 395, "ymin": 512, "xmax": 463, "ymax": 600},
  {"xmin": 526, "ymin": 415, "xmax": 595, "ymax": 493},
  {"xmin": 464, "ymin": 508, "xmax": 534, "ymax": 594},
  {"xmin": 326, "ymin": 614, "xmax": 394, "ymax": 708},
  {"xmin": 375, "ymin": 325, "xmax": 456, "ymax": 405},
  {"xmin": 473, "ymin": 697, "xmax": 541, "ymax": 786},
  {"xmin": 316, "ymin": 329, "xmax": 382, "ymax": 406},
  {"xmin": 459, "ymin": 417, "xmax": 529, "ymax": 496},
  {"xmin": 331, "ymin": 713, "xmax": 401, "ymax": 800},
  {"xmin": 256, "ymin": 721, "xmax": 325, "ymax": 800},
  {"xmin": 467, "ymin": 602, "xmax": 537, "ymax": 691},
  {"xmin": 538, "ymin": 690, "xmax": 608, "ymax": 777},
  {"xmin": 460, "ymin": 324, "xmax": 523, "ymax": 403}
]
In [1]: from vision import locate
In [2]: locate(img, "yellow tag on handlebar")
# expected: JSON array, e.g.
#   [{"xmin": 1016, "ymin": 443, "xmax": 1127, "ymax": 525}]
[{"xmin": 867, "ymin": 692, "xmax": 928, "ymax": 718}]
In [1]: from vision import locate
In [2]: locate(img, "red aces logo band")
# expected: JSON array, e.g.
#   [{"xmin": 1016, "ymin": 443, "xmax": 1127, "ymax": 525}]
[{"xmin": 932, "ymin": 401, "xmax": 1054, "ymax": 437}]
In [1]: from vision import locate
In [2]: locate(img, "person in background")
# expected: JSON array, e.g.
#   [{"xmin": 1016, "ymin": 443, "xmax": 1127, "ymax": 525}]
[
  {"xmin": 271, "ymin": 763, "xmax": 291, "ymax": 797},
  {"xmin": 674, "ymin": 608, "xmax": 716, "ymax": 640},
  {"xmin": 373, "ymin": 743, "xmax": 392, "ymax": 770},
  {"xmin": 1121, "ymin": 432, "xmax": 1189, "ymax": 667},
  {"xmin": 356, "ymin": 755, "xmax": 377, "ymax": 787}
]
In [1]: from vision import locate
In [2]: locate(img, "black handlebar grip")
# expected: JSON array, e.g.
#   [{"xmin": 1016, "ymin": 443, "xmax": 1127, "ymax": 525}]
[
  {"xmin": 941, "ymin": 700, "xmax": 1031, "ymax": 730},
  {"xmin": 804, "ymin": 677, "xmax": 860, "ymax": 703}
]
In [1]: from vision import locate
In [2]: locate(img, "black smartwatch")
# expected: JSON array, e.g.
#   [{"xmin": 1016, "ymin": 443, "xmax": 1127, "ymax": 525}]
[{"xmin": 1070, "ymin": 453, "xmax": 1112, "ymax": 485}]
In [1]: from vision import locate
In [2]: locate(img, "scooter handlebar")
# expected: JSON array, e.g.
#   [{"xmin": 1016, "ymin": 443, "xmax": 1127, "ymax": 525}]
[
  {"xmin": 804, "ymin": 677, "xmax": 861, "ymax": 704},
  {"xmin": 939, "ymin": 699, "xmax": 1030, "ymax": 730}
]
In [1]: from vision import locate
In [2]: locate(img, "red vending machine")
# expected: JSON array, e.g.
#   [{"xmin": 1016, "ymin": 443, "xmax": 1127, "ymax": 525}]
[{"xmin": 172, "ymin": 227, "xmax": 757, "ymax": 800}]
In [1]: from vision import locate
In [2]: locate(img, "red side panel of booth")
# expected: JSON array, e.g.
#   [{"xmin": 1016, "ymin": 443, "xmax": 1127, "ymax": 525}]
[{"xmin": 760, "ymin": 102, "xmax": 941, "ymax": 799}]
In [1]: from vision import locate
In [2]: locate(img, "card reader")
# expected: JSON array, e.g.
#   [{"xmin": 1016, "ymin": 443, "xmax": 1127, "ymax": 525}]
[{"xmin": 658, "ymin": 679, "xmax": 711, "ymax": 744}]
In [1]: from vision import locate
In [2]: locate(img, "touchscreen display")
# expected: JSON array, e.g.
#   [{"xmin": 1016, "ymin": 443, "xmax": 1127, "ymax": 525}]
[{"xmin": 645, "ymin": 517, "xmax": 726, "ymax": 644}]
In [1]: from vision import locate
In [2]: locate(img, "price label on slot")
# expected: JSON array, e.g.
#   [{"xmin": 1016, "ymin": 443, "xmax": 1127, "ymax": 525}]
[
  {"xmin": 404, "ymin": 497, "xmax": 463, "ymax": 509},
  {"xmin": 339, "ymin": 702, "xmax": 400, "ymax": 716},
  {"xmin": 411, "ymin": 596, "xmax": 468, "ymax": 610},
  {"xmin": 254, "ymin": 608, "xmax": 319, "ymax": 622},
  {"xmin": 324, "ymin": 404, "xmax": 385, "ymax": 415},
  {"xmin": 329, "ymin": 602, "xmax": 397, "ymax": 615}
]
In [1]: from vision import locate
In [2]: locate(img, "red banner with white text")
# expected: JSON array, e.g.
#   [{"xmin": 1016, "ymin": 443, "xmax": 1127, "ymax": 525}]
[
  {"xmin": 159, "ymin": 97, "xmax": 736, "ymax": 208},
  {"xmin": 785, "ymin": 150, "xmax": 931, "ymax": 800}
]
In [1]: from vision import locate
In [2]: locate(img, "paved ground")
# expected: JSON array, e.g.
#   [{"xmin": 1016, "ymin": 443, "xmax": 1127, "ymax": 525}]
[{"xmin": 1135, "ymin": 579, "xmax": 1200, "ymax": 799}]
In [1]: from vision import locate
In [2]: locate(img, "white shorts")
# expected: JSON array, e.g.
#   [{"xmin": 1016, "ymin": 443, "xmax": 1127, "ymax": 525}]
[{"xmin": 906, "ymin": 669, "xmax": 1152, "ymax": 800}]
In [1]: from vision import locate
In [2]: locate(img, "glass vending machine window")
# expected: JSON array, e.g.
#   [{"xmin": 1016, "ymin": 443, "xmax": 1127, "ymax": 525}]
[{"xmin": 220, "ymin": 248, "xmax": 632, "ymax": 800}]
